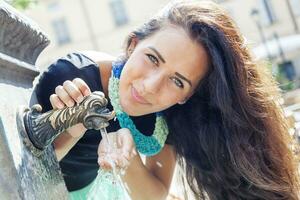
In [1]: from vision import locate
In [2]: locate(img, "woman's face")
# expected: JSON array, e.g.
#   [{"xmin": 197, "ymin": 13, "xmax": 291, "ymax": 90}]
[{"xmin": 119, "ymin": 25, "xmax": 209, "ymax": 116}]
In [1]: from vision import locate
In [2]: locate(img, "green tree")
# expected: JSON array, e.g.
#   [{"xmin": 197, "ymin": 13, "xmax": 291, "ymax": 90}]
[{"xmin": 5, "ymin": 0, "xmax": 36, "ymax": 10}]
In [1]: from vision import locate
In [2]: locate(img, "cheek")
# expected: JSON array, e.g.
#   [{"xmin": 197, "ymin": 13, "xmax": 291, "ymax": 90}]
[
  {"xmin": 157, "ymin": 90, "xmax": 184, "ymax": 107},
  {"xmin": 118, "ymin": 60, "xmax": 145, "ymax": 96},
  {"xmin": 121, "ymin": 57, "xmax": 147, "ymax": 79}
]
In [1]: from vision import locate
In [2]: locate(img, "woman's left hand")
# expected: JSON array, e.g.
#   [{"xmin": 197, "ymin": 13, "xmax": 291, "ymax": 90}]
[{"xmin": 97, "ymin": 128, "xmax": 137, "ymax": 170}]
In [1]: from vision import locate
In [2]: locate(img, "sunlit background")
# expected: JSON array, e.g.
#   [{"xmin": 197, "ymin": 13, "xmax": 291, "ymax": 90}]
[
  {"xmin": 5, "ymin": 0, "xmax": 300, "ymax": 199},
  {"xmin": 5, "ymin": 0, "xmax": 300, "ymax": 92},
  {"xmin": 4, "ymin": 0, "xmax": 300, "ymax": 94}
]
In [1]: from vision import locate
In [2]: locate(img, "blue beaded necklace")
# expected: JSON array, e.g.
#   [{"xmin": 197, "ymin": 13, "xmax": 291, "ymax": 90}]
[{"xmin": 108, "ymin": 60, "xmax": 169, "ymax": 156}]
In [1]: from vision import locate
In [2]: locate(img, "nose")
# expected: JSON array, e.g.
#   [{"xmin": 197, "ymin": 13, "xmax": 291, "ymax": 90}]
[{"xmin": 143, "ymin": 72, "xmax": 164, "ymax": 94}]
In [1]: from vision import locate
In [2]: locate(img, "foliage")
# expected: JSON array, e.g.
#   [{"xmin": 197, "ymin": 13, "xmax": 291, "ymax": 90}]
[
  {"xmin": 273, "ymin": 63, "xmax": 296, "ymax": 92},
  {"xmin": 5, "ymin": 0, "xmax": 37, "ymax": 10}
]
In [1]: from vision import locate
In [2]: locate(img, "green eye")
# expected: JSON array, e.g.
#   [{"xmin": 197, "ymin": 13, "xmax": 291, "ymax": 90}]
[
  {"xmin": 146, "ymin": 54, "xmax": 159, "ymax": 65},
  {"xmin": 170, "ymin": 77, "xmax": 184, "ymax": 88}
]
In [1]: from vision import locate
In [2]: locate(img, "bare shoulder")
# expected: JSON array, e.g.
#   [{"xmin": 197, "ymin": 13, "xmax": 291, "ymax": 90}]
[
  {"xmin": 79, "ymin": 50, "xmax": 115, "ymax": 96},
  {"xmin": 145, "ymin": 144, "xmax": 176, "ymax": 190},
  {"xmin": 79, "ymin": 50, "xmax": 116, "ymax": 65}
]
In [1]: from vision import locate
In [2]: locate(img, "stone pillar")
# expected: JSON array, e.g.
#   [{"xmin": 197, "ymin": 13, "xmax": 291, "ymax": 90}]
[{"xmin": 0, "ymin": 2, "xmax": 68, "ymax": 199}]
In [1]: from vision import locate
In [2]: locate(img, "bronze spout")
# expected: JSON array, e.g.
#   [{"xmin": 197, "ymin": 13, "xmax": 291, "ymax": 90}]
[{"xmin": 17, "ymin": 91, "xmax": 114, "ymax": 156}]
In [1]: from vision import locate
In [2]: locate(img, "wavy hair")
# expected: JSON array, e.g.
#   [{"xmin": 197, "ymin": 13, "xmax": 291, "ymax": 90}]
[{"xmin": 124, "ymin": 1, "xmax": 300, "ymax": 199}]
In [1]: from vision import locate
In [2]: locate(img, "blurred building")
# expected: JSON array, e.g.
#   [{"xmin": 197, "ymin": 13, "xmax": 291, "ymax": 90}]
[
  {"xmin": 23, "ymin": 0, "xmax": 300, "ymax": 81},
  {"xmin": 22, "ymin": 0, "xmax": 170, "ymax": 68},
  {"xmin": 220, "ymin": 0, "xmax": 300, "ymax": 86}
]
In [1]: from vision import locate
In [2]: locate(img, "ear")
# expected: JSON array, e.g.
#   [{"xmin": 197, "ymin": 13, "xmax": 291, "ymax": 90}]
[
  {"xmin": 178, "ymin": 100, "xmax": 186, "ymax": 105},
  {"xmin": 127, "ymin": 36, "xmax": 139, "ymax": 56},
  {"xmin": 178, "ymin": 91, "xmax": 194, "ymax": 105},
  {"xmin": 178, "ymin": 97, "xmax": 188, "ymax": 105}
]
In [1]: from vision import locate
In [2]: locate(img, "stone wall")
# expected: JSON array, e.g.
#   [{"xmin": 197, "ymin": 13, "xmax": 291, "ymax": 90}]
[{"xmin": 0, "ymin": 2, "xmax": 68, "ymax": 199}]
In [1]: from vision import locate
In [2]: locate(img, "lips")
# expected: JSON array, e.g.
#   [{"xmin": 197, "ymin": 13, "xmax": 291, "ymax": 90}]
[{"xmin": 131, "ymin": 86, "xmax": 150, "ymax": 104}]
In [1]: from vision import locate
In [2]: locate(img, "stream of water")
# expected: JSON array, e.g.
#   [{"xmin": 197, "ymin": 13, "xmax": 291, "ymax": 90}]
[{"xmin": 86, "ymin": 128, "xmax": 131, "ymax": 200}]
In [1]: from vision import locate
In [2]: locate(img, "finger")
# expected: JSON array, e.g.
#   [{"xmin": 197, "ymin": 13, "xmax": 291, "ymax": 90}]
[
  {"xmin": 55, "ymin": 84, "xmax": 75, "ymax": 107},
  {"xmin": 98, "ymin": 156, "xmax": 107, "ymax": 168},
  {"xmin": 131, "ymin": 148, "xmax": 138, "ymax": 157},
  {"xmin": 118, "ymin": 137, "xmax": 132, "ymax": 161},
  {"xmin": 111, "ymin": 152, "xmax": 127, "ymax": 169},
  {"xmin": 97, "ymin": 131, "xmax": 118, "ymax": 155},
  {"xmin": 50, "ymin": 94, "xmax": 65, "ymax": 109},
  {"xmin": 97, "ymin": 139, "xmax": 110, "ymax": 155},
  {"xmin": 105, "ymin": 149, "xmax": 129, "ymax": 169},
  {"xmin": 62, "ymin": 80, "xmax": 84, "ymax": 105},
  {"xmin": 98, "ymin": 152, "xmax": 107, "ymax": 160},
  {"xmin": 118, "ymin": 155, "xmax": 130, "ymax": 168},
  {"xmin": 117, "ymin": 128, "xmax": 134, "ymax": 157},
  {"xmin": 98, "ymin": 154, "xmax": 117, "ymax": 170},
  {"xmin": 98, "ymin": 153, "xmax": 110, "ymax": 169},
  {"xmin": 99, "ymin": 152, "xmax": 130, "ymax": 170},
  {"xmin": 99, "ymin": 160, "xmax": 111, "ymax": 170},
  {"xmin": 72, "ymin": 78, "xmax": 91, "ymax": 97}
]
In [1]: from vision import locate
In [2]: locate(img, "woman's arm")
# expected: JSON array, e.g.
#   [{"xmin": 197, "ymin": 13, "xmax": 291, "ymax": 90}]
[
  {"xmin": 122, "ymin": 145, "xmax": 176, "ymax": 200},
  {"xmin": 33, "ymin": 52, "xmax": 111, "ymax": 161},
  {"xmin": 53, "ymin": 124, "xmax": 87, "ymax": 161},
  {"xmin": 49, "ymin": 78, "xmax": 91, "ymax": 161}
]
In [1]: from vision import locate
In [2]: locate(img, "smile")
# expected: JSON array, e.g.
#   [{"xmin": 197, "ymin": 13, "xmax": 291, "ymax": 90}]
[{"xmin": 131, "ymin": 86, "xmax": 150, "ymax": 105}]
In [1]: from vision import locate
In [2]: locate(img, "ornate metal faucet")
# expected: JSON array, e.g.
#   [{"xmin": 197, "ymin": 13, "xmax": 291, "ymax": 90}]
[{"xmin": 17, "ymin": 91, "xmax": 115, "ymax": 156}]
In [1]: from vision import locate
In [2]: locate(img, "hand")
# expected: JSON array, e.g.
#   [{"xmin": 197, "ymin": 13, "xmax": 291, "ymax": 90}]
[
  {"xmin": 49, "ymin": 78, "xmax": 93, "ymax": 138},
  {"xmin": 50, "ymin": 78, "xmax": 91, "ymax": 109},
  {"xmin": 98, "ymin": 128, "xmax": 137, "ymax": 171}
]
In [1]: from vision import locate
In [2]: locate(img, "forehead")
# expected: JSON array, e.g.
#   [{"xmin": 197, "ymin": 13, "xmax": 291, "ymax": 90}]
[{"xmin": 138, "ymin": 26, "xmax": 209, "ymax": 85}]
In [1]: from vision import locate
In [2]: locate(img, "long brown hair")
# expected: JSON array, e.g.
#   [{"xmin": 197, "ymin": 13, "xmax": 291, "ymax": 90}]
[{"xmin": 124, "ymin": 1, "xmax": 300, "ymax": 199}]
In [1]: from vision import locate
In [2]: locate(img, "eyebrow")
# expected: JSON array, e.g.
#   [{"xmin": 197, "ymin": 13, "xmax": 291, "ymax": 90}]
[
  {"xmin": 148, "ymin": 46, "xmax": 192, "ymax": 87},
  {"xmin": 148, "ymin": 46, "xmax": 166, "ymax": 63},
  {"xmin": 175, "ymin": 72, "xmax": 192, "ymax": 87}
]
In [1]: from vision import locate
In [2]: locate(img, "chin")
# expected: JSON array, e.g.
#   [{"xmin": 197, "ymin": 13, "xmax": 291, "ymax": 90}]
[
  {"xmin": 119, "ymin": 97, "xmax": 137, "ymax": 116},
  {"xmin": 120, "ymin": 99, "xmax": 153, "ymax": 116},
  {"xmin": 123, "ymin": 105, "xmax": 145, "ymax": 116},
  {"xmin": 123, "ymin": 106, "xmax": 136, "ymax": 116}
]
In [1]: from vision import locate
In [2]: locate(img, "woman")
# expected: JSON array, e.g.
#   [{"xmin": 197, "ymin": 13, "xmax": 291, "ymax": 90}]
[{"xmin": 33, "ymin": 1, "xmax": 300, "ymax": 199}]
